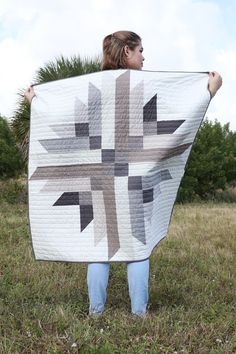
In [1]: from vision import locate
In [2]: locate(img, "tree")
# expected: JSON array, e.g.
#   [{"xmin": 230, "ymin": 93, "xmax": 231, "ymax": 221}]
[
  {"xmin": 0, "ymin": 116, "xmax": 24, "ymax": 179},
  {"xmin": 177, "ymin": 119, "xmax": 236, "ymax": 201},
  {"xmin": 222, "ymin": 127, "xmax": 236, "ymax": 184},
  {"xmin": 11, "ymin": 55, "xmax": 101, "ymax": 160}
]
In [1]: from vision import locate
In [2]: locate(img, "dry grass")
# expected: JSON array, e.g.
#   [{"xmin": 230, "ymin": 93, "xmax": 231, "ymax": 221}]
[{"xmin": 0, "ymin": 202, "xmax": 235, "ymax": 353}]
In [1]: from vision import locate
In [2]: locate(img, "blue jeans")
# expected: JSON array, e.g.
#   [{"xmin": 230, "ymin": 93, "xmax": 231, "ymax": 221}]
[{"xmin": 87, "ymin": 259, "xmax": 149, "ymax": 315}]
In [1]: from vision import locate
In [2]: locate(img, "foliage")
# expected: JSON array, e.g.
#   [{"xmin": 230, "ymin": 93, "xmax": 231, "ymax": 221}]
[
  {"xmin": 0, "ymin": 116, "xmax": 24, "ymax": 179},
  {"xmin": 11, "ymin": 55, "xmax": 101, "ymax": 160},
  {"xmin": 177, "ymin": 119, "xmax": 236, "ymax": 202},
  {"xmin": 9, "ymin": 94, "xmax": 31, "ymax": 161},
  {"xmin": 35, "ymin": 55, "xmax": 101, "ymax": 83},
  {"xmin": 0, "ymin": 202, "xmax": 235, "ymax": 353}
]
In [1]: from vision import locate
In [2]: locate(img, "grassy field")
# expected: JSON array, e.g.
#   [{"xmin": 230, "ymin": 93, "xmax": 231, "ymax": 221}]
[{"xmin": 0, "ymin": 201, "xmax": 235, "ymax": 354}]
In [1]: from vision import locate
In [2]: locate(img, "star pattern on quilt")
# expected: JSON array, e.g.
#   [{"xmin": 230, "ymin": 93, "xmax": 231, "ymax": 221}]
[{"xmin": 30, "ymin": 71, "xmax": 190, "ymax": 260}]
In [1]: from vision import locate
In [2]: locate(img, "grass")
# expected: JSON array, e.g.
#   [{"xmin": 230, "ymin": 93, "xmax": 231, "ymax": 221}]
[{"xmin": 0, "ymin": 201, "xmax": 235, "ymax": 353}]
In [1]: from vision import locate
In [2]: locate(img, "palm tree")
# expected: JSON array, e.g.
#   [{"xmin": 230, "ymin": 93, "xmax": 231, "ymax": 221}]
[{"xmin": 11, "ymin": 55, "xmax": 101, "ymax": 161}]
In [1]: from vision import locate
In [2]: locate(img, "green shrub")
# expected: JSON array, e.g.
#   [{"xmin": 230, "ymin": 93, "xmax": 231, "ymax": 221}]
[
  {"xmin": 177, "ymin": 119, "xmax": 236, "ymax": 202},
  {"xmin": 0, "ymin": 116, "xmax": 24, "ymax": 179}
]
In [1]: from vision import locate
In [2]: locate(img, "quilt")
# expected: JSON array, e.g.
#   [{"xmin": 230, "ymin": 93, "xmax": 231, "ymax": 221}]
[{"xmin": 28, "ymin": 69, "xmax": 211, "ymax": 262}]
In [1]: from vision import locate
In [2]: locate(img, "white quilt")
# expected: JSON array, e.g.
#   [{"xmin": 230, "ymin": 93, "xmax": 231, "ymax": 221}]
[{"xmin": 28, "ymin": 69, "xmax": 211, "ymax": 262}]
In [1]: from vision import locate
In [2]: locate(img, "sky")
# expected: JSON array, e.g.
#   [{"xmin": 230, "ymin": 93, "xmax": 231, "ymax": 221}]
[{"xmin": 0, "ymin": 0, "xmax": 235, "ymax": 131}]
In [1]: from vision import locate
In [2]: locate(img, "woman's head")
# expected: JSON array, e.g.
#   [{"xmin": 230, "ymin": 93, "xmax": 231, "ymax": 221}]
[{"xmin": 101, "ymin": 30, "xmax": 144, "ymax": 71}]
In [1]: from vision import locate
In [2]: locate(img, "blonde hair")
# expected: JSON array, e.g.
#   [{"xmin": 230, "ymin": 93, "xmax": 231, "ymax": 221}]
[{"xmin": 101, "ymin": 31, "xmax": 141, "ymax": 70}]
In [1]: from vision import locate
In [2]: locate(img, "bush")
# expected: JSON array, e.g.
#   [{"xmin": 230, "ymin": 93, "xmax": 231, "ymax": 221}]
[
  {"xmin": 0, "ymin": 116, "xmax": 24, "ymax": 179},
  {"xmin": 177, "ymin": 119, "xmax": 236, "ymax": 202}
]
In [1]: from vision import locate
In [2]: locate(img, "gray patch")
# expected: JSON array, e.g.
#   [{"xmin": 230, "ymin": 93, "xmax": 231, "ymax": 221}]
[
  {"xmin": 129, "ymin": 190, "xmax": 146, "ymax": 244},
  {"xmin": 89, "ymin": 136, "xmax": 102, "ymax": 149},
  {"xmin": 142, "ymin": 169, "xmax": 172, "ymax": 189},
  {"xmin": 128, "ymin": 176, "xmax": 142, "ymax": 190},
  {"xmin": 79, "ymin": 191, "xmax": 92, "ymax": 205},
  {"xmin": 128, "ymin": 136, "xmax": 143, "ymax": 150},
  {"xmin": 50, "ymin": 123, "xmax": 75, "ymax": 138},
  {"xmin": 39, "ymin": 137, "xmax": 89, "ymax": 153},
  {"xmin": 91, "ymin": 177, "xmax": 103, "ymax": 191},
  {"xmin": 88, "ymin": 83, "xmax": 102, "ymax": 136},
  {"xmin": 143, "ymin": 121, "xmax": 157, "ymax": 136}
]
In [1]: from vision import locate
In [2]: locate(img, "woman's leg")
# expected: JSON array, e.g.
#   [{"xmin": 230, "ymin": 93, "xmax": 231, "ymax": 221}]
[
  {"xmin": 87, "ymin": 262, "xmax": 110, "ymax": 315},
  {"xmin": 127, "ymin": 258, "xmax": 150, "ymax": 315}
]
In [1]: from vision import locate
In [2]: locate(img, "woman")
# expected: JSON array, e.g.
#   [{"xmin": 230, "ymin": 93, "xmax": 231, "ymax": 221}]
[{"xmin": 25, "ymin": 30, "xmax": 222, "ymax": 316}]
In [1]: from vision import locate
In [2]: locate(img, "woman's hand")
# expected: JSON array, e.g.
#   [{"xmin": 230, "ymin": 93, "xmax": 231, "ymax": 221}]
[
  {"xmin": 208, "ymin": 71, "xmax": 222, "ymax": 98},
  {"xmin": 24, "ymin": 86, "xmax": 36, "ymax": 103}
]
